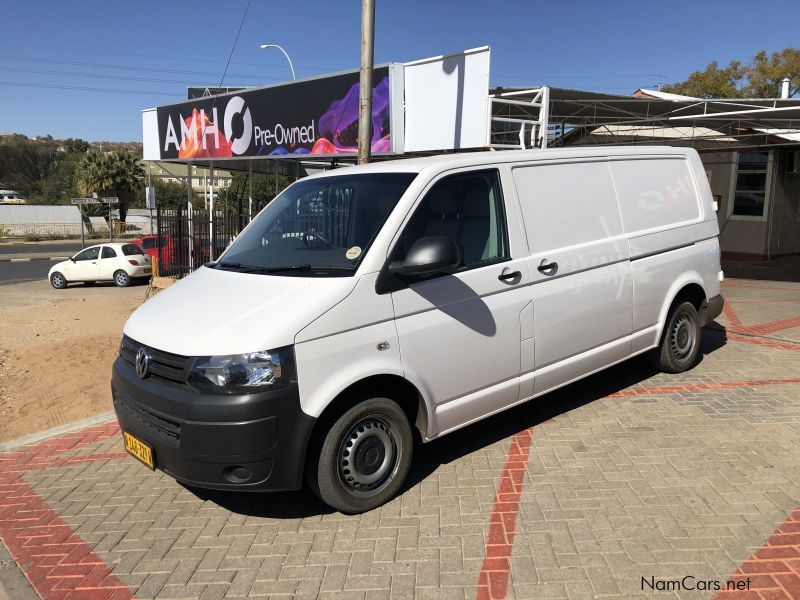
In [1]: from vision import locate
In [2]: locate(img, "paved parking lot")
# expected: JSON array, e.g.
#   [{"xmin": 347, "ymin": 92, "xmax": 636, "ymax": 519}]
[{"xmin": 1, "ymin": 276, "xmax": 800, "ymax": 599}]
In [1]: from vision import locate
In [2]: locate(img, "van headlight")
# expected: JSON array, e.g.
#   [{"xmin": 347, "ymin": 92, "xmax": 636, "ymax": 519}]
[{"xmin": 188, "ymin": 345, "xmax": 296, "ymax": 394}]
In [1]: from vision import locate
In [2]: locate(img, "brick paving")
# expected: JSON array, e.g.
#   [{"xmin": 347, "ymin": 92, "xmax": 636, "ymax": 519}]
[{"xmin": 0, "ymin": 276, "xmax": 799, "ymax": 599}]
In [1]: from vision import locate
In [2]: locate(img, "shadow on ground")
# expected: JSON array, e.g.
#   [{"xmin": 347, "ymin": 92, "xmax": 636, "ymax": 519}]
[{"xmin": 192, "ymin": 327, "xmax": 727, "ymax": 518}]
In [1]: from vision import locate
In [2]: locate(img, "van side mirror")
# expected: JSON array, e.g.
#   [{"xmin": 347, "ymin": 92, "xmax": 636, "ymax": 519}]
[{"xmin": 389, "ymin": 236, "xmax": 461, "ymax": 279}]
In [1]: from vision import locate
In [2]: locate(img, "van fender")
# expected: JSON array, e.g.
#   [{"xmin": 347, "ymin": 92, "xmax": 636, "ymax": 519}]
[{"xmin": 653, "ymin": 271, "xmax": 707, "ymax": 343}]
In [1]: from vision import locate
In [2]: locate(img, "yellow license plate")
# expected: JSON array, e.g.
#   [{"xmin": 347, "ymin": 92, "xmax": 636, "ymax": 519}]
[{"xmin": 123, "ymin": 431, "xmax": 155, "ymax": 470}]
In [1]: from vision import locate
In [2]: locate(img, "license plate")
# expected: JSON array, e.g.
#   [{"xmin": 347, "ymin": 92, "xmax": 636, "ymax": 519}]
[
  {"xmin": 143, "ymin": 268, "xmax": 151, "ymax": 274},
  {"xmin": 123, "ymin": 431, "xmax": 155, "ymax": 470}
]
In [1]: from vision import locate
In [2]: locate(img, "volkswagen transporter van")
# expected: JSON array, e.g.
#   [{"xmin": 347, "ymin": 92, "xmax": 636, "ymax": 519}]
[{"xmin": 112, "ymin": 147, "xmax": 724, "ymax": 513}]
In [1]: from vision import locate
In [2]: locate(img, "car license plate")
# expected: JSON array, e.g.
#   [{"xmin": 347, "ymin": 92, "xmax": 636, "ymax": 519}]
[
  {"xmin": 123, "ymin": 431, "xmax": 155, "ymax": 470},
  {"xmin": 143, "ymin": 268, "xmax": 151, "ymax": 274}
]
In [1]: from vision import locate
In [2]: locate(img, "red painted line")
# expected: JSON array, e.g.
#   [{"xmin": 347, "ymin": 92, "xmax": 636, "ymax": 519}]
[
  {"xmin": 476, "ymin": 429, "xmax": 533, "ymax": 600},
  {"xmin": 609, "ymin": 378, "xmax": 800, "ymax": 398},
  {"xmin": 715, "ymin": 507, "xmax": 800, "ymax": 599},
  {"xmin": 0, "ymin": 422, "xmax": 135, "ymax": 599},
  {"xmin": 724, "ymin": 301, "xmax": 746, "ymax": 330},
  {"xmin": 748, "ymin": 315, "xmax": 800, "ymax": 335}
]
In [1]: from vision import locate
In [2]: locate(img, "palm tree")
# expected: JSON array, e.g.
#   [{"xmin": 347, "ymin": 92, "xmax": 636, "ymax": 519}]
[{"xmin": 74, "ymin": 151, "xmax": 144, "ymax": 222}]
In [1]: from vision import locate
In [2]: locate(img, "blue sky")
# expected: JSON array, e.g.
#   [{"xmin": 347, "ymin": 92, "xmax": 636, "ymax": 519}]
[{"xmin": 2, "ymin": 0, "xmax": 799, "ymax": 141}]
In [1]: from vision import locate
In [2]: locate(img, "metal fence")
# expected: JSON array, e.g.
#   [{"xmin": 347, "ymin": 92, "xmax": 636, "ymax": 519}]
[{"xmin": 155, "ymin": 206, "xmax": 248, "ymax": 278}]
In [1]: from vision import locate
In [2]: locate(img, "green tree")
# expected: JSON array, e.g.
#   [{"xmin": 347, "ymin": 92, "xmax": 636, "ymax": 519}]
[
  {"xmin": 152, "ymin": 179, "xmax": 189, "ymax": 209},
  {"xmin": 74, "ymin": 151, "xmax": 144, "ymax": 222},
  {"xmin": 663, "ymin": 60, "xmax": 745, "ymax": 98},
  {"xmin": 664, "ymin": 48, "xmax": 800, "ymax": 98},
  {"xmin": 744, "ymin": 49, "xmax": 800, "ymax": 97}
]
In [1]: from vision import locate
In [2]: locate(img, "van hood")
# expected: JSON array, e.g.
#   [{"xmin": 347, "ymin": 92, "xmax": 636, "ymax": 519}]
[{"xmin": 123, "ymin": 266, "xmax": 358, "ymax": 356}]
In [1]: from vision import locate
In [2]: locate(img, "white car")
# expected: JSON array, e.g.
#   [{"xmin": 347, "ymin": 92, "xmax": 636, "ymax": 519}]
[{"xmin": 49, "ymin": 243, "xmax": 152, "ymax": 289}]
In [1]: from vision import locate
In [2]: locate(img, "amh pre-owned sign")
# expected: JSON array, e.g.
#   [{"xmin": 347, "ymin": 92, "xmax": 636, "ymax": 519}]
[{"xmin": 157, "ymin": 67, "xmax": 393, "ymax": 159}]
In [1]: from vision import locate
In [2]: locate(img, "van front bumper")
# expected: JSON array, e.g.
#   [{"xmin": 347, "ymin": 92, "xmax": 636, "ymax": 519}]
[{"xmin": 111, "ymin": 357, "xmax": 315, "ymax": 492}]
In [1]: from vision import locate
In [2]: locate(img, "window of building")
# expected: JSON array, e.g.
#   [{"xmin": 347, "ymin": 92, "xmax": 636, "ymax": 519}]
[{"xmin": 732, "ymin": 151, "xmax": 770, "ymax": 217}]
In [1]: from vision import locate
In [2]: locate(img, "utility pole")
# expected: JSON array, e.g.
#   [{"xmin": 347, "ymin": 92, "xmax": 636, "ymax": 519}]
[{"xmin": 357, "ymin": 0, "xmax": 375, "ymax": 165}]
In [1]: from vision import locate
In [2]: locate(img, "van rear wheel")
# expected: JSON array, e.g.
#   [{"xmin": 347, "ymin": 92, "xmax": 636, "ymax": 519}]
[
  {"xmin": 308, "ymin": 398, "xmax": 413, "ymax": 514},
  {"xmin": 651, "ymin": 301, "xmax": 701, "ymax": 373}
]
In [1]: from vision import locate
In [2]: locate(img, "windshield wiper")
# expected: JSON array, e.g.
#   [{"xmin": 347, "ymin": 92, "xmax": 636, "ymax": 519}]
[
  {"xmin": 217, "ymin": 261, "xmax": 272, "ymax": 273},
  {"xmin": 217, "ymin": 262, "xmax": 314, "ymax": 274}
]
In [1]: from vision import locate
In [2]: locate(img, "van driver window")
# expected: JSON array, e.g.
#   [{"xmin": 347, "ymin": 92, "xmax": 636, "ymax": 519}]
[
  {"xmin": 396, "ymin": 170, "xmax": 508, "ymax": 270},
  {"xmin": 75, "ymin": 247, "xmax": 100, "ymax": 261}
]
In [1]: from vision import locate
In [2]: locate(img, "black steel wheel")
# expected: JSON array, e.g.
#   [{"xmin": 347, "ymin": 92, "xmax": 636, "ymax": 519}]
[
  {"xmin": 651, "ymin": 301, "xmax": 701, "ymax": 373},
  {"xmin": 308, "ymin": 397, "xmax": 413, "ymax": 514}
]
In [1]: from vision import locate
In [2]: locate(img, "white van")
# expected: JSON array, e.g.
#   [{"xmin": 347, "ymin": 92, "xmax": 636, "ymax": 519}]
[{"xmin": 113, "ymin": 147, "xmax": 723, "ymax": 513}]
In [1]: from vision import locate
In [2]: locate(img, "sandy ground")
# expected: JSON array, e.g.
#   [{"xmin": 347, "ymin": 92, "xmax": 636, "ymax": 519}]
[{"xmin": 0, "ymin": 279, "xmax": 147, "ymax": 442}]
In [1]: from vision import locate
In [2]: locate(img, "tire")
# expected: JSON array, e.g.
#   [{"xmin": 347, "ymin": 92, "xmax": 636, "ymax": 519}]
[
  {"xmin": 308, "ymin": 398, "xmax": 413, "ymax": 514},
  {"xmin": 83, "ymin": 281, "xmax": 96, "ymax": 287},
  {"xmin": 50, "ymin": 272, "xmax": 67, "ymax": 289},
  {"xmin": 113, "ymin": 270, "xmax": 130, "ymax": 287},
  {"xmin": 650, "ymin": 301, "xmax": 701, "ymax": 373}
]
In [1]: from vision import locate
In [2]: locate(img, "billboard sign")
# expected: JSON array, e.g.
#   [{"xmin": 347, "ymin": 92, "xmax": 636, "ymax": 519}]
[{"xmin": 157, "ymin": 66, "xmax": 395, "ymax": 160}]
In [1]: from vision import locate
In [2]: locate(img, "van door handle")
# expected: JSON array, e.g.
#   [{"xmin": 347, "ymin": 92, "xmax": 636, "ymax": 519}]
[
  {"xmin": 498, "ymin": 270, "xmax": 521, "ymax": 282},
  {"xmin": 537, "ymin": 260, "xmax": 558, "ymax": 274}
]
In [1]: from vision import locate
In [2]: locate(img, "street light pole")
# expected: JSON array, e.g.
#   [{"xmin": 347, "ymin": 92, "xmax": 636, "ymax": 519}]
[
  {"xmin": 259, "ymin": 44, "xmax": 296, "ymax": 80},
  {"xmin": 357, "ymin": 0, "xmax": 375, "ymax": 165}
]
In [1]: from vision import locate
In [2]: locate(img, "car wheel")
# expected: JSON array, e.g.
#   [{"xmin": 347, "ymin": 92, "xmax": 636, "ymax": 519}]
[
  {"xmin": 651, "ymin": 301, "xmax": 701, "ymax": 373},
  {"xmin": 308, "ymin": 398, "xmax": 413, "ymax": 514},
  {"xmin": 113, "ymin": 270, "xmax": 130, "ymax": 287},
  {"xmin": 83, "ymin": 281, "xmax": 96, "ymax": 287},
  {"xmin": 50, "ymin": 272, "xmax": 67, "ymax": 289}
]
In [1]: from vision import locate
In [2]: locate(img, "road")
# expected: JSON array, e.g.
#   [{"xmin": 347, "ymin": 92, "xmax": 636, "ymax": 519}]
[
  {"xmin": 0, "ymin": 241, "xmax": 86, "ymax": 256},
  {"xmin": 0, "ymin": 259, "xmax": 56, "ymax": 286}
]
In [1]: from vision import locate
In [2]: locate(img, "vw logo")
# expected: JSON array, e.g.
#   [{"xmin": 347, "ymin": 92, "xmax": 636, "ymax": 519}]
[{"xmin": 135, "ymin": 347, "xmax": 151, "ymax": 379}]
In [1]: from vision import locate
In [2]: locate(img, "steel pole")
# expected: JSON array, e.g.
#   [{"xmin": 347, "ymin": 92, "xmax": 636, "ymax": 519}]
[
  {"xmin": 357, "ymin": 0, "xmax": 375, "ymax": 165},
  {"xmin": 80, "ymin": 204, "xmax": 85, "ymax": 249}
]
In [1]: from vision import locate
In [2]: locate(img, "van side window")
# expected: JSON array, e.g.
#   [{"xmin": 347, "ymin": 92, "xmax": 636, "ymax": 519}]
[
  {"xmin": 396, "ymin": 170, "xmax": 508, "ymax": 270},
  {"xmin": 513, "ymin": 161, "xmax": 623, "ymax": 252},
  {"xmin": 101, "ymin": 247, "xmax": 117, "ymax": 259}
]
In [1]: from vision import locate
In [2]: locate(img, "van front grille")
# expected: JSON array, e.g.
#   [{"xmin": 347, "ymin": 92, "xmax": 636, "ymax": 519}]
[{"xmin": 120, "ymin": 335, "xmax": 192, "ymax": 385}]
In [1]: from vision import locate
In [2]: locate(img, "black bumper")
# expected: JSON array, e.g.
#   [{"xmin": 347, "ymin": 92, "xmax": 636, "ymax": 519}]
[
  {"xmin": 111, "ymin": 357, "xmax": 316, "ymax": 492},
  {"xmin": 702, "ymin": 294, "xmax": 724, "ymax": 326}
]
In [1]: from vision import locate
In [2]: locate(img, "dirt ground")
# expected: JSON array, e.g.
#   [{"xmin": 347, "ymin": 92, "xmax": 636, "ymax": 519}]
[{"xmin": 0, "ymin": 280, "xmax": 146, "ymax": 442}]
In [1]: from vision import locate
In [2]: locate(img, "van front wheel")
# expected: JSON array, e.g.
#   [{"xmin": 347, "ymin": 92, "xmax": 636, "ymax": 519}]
[
  {"xmin": 652, "ymin": 301, "xmax": 701, "ymax": 373},
  {"xmin": 309, "ymin": 398, "xmax": 413, "ymax": 514}
]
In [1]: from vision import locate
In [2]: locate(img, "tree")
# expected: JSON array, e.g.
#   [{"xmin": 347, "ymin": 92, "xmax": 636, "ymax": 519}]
[
  {"xmin": 664, "ymin": 48, "xmax": 800, "ymax": 98},
  {"xmin": 63, "ymin": 138, "xmax": 90, "ymax": 154},
  {"xmin": 74, "ymin": 151, "xmax": 144, "ymax": 222},
  {"xmin": 744, "ymin": 49, "xmax": 800, "ymax": 97},
  {"xmin": 663, "ymin": 60, "xmax": 745, "ymax": 98},
  {"xmin": 152, "ymin": 179, "xmax": 189, "ymax": 209}
]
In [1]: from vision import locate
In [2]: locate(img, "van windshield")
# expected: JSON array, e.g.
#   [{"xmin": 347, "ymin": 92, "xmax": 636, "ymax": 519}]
[{"xmin": 215, "ymin": 172, "xmax": 416, "ymax": 276}]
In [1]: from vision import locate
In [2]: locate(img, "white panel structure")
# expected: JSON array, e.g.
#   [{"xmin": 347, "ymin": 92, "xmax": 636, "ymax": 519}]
[
  {"xmin": 403, "ymin": 46, "xmax": 491, "ymax": 152},
  {"xmin": 141, "ymin": 108, "xmax": 161, "ymax": 160}
]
